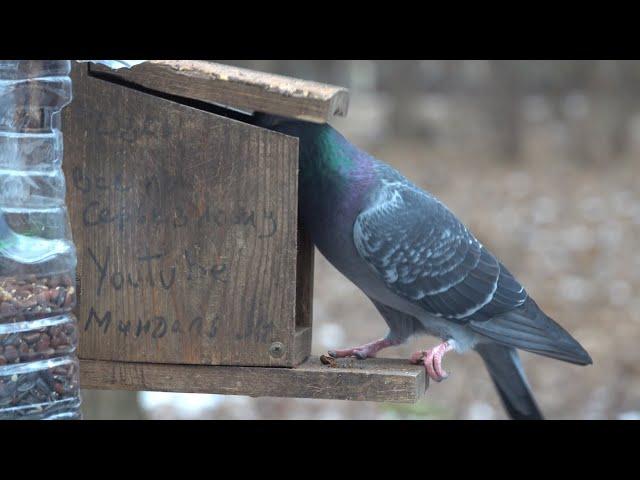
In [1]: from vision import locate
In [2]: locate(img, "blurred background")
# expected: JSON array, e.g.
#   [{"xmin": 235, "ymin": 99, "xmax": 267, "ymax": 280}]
[{"xmin": 82, "ymin": 60, "xmax": 640, "ymax": 420}]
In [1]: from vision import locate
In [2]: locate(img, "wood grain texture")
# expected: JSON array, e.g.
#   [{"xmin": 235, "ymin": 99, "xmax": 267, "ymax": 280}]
[
  {"xmin": 64, "ymin": 63, "xmax": 310, "ymax": 367},
  {"xmin": 295, "ymin": 225, "xmax": 314, "ymax": 328},
  {"xmin": 80, "ymin": 356, "xmax": 428, "ymax": 403},
  {"xmin": 292, "ymin": 327, "xmax": 312, "ymax": 365},
  {"xmin": 88, "ymin": 61, "xmax": 350, "ymax": 124}
]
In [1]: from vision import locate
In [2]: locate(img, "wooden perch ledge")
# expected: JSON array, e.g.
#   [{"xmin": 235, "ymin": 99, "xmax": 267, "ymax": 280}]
[{"xmin": 80, "ymin": 356, "xmax": 428, "ymax": 404}]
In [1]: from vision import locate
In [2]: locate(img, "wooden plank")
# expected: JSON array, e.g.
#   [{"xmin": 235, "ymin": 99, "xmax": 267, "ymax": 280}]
[
  {"xmin": 64, "ymin": 63, "xmax": 304, "ymax": 367},
  {"xmin": 80, "ymin": 357, "xmax": 427, "ymax": 403},
  {"xmin": 292, "ymin": 326, "xmax": 312, "ymax": 365},
  {"xmin": 88, "ymin": 61, "xmax": 350, "ymax": 124},
  {"xmin": 295, "ymin": 224, "xmax": 314, "ymax": 329}
]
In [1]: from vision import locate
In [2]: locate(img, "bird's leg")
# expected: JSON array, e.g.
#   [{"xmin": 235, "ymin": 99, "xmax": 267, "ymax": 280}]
[
  {"xmin": 328, "ymin": 337, "xmax": 400, "ymax": 360},
  {"xmin": 410, "ymin": 341, "xmax": 455, "ymax": 382}
]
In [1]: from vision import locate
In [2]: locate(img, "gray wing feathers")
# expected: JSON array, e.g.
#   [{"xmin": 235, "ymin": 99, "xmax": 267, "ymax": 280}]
[
  {"xmin": 470, "ymin": 298, "xmax": 593, "ymax": 365},
  {"xmin": 354, "ymin": 183, "xmax": 527, "ymax": 322}
]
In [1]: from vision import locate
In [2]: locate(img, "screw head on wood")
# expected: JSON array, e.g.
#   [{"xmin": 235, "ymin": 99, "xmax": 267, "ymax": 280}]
[{"xmin": 269, "ymin": 341, "xmax": 285, "ymax": 358}]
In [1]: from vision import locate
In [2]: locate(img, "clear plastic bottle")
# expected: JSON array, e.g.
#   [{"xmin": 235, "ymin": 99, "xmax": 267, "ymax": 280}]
[{"xmin": 0, "ymin": 60, "xmax": 80, "ymax": 419}]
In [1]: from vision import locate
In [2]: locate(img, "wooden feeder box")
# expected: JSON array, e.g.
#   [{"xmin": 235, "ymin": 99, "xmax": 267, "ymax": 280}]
[{"xmin": 63, "ymin": 61, "xmax": 427, "ymax": 403}]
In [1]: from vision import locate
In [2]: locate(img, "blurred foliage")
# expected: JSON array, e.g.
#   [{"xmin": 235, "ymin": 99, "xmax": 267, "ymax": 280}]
[
  {"xmin": 381, "ymin": 400, "xmax": 453, "ymax": 420},
  {"xmin": 224, "ymin": 60, "xmax": 640, "ymax": 163},
  {"xmin": 81, "ymin": 390, "xmax": 144, "ymax": 420}
]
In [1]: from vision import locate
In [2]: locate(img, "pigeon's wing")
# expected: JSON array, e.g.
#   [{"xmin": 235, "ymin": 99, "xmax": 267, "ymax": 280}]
[{"xmin": 353, "ymin": 182, "xmax": 527, "ymax": 323}]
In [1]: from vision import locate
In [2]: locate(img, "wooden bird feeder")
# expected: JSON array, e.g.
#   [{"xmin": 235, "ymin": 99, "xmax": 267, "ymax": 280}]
[{"xmin": 62, "ymin": 60, "xmax": 426, "ymax": 403}]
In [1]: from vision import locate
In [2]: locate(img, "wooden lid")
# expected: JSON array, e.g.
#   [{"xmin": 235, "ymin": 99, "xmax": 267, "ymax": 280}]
[{"xmin": 89, "ymin": 60, "xmax": 350, "ymax": 124}]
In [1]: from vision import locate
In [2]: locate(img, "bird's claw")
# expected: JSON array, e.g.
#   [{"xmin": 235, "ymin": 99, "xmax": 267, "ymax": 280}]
[{"xmin": 410, "ymin": 341, "xmax": 454, "ymax": 382}]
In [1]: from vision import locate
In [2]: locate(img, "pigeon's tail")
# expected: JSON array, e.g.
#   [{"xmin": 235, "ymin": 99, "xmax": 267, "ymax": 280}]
[
  {"xmin": 469, "ymin": 297, "xmax": 593, "ymax": 366},
  {"xmin": 476, "ymin": 343, "xmax": 543, "ymax": 420}
]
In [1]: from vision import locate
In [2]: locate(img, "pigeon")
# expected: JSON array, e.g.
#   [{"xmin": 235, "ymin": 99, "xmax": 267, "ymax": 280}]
[{"xmin": 259, "ymin": 115, "xmax": 592, "ymax": 420}]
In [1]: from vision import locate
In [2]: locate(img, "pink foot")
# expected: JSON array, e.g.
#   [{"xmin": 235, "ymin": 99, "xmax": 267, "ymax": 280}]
[
  {"xmin": 410, "ymin": 341, "xmax": 454, "ymax": 382},
  {"xmin": 328, "ymin": 338, "xmax": 399, "ymax": 359}
]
